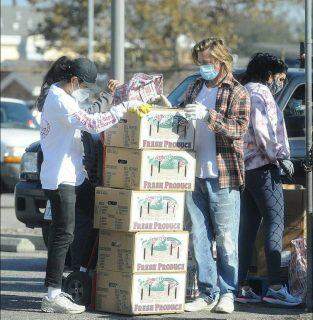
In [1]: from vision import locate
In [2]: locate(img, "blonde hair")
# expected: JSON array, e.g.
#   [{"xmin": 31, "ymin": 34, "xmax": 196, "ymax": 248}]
[{"xmin": 192, "ymin": 37, "xmax": 233, "ymax": 74}]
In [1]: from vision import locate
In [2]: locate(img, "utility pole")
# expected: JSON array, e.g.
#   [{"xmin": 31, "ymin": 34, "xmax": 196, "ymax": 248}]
[
  {"xmin": 88, "ymin": 0, "xmax": 94, "ymax": 61},
  {"xmin": 111, "ymin": 0, "xmax": 125, "ymax": 83},
  {"xmin": 305, "ymin": 0, "xmax": 313, "ymax": 312}
]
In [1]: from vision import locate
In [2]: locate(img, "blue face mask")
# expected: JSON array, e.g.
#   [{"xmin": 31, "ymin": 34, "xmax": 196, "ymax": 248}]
[{"xmin": 199, "ymin": 64, "xmax": 219, "ymax": 81}]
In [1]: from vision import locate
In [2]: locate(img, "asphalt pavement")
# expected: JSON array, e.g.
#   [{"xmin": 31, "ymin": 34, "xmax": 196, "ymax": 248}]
[{"xmin": 1, "ymin": 192, "xmax": 312, "ymax": 319}]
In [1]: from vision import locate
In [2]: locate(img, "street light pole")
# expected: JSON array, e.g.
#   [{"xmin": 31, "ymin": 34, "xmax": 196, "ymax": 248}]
[
  {"xmin": 305, "ymin": 0, "xmax": 313, "ymax": 312},
  {"xmin": 88, "ymin": 0, "xmax": 94, "ymax": 60},
  {"xmin": 111, "ymin": 0, "xmax": 125, "ymax": 83}
]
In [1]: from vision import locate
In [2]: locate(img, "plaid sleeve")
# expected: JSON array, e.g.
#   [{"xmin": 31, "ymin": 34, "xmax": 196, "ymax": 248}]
[{"xmin": 206, "ymin": 87, "xmax": 250, "ymax": 140}]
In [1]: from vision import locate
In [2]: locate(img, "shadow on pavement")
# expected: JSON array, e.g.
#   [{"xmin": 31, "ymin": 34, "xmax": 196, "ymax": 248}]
[
  {"xmin": 0, "ymin": 294, "xmax": 42, "ymax": 312},
  {"xmin": 1, "ymin": 234, "xmax": 46, "ymax": 251},
  {"xmin": 0, "ymin": 257, "xmax": 46, "ymax": 272},
  {"xmin": 1, "ymin": 276, "xmax": 45, "ymax": 293},
  {"xmin": 235, "ymin": 303, "xmax": 307, "ymax": 315}
]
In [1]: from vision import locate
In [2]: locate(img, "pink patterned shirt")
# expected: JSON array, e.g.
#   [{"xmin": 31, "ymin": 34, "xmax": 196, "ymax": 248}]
[{"xmin": 243, "ymin": 82, "xmax": 290, "ymax": 171}]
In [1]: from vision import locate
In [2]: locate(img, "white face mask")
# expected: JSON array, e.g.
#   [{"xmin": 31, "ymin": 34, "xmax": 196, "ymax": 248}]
[{"xmin": 71, "ymin": 81, "xmax": 90, "ymax": 102}]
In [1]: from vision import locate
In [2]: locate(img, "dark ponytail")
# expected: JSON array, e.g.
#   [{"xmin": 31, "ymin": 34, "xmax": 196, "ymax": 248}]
[{"xmin": 36, "ymin": 56, "xmax": 74, "ymax": 111}]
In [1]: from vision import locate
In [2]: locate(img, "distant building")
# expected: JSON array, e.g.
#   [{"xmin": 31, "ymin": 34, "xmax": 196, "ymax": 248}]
[
  {"xmin": 0, "ymin": 5, "xmax": 46, "ymax": 61},
  {"xmin": 0, "ymin": 59, "xmax": 48, "ymax": 101},
  {"xmin": 0, "ymin": 5, "xmax": 59, "ymax": 100}
]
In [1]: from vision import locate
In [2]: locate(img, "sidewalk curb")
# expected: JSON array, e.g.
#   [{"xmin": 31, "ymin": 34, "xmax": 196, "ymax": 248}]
[
  {"xmin": 1, "ymin": 236, "xmax": 35, "ymax": 252},
  {"xmin": 0, "ymin": 233, "xmax": 46, "ymax": 251}
]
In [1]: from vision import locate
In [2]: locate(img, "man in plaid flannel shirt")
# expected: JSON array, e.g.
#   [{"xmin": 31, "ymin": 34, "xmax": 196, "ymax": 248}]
[{"xmin": 181, "ymin": 38, "xmax": 250, "ymax": 314}]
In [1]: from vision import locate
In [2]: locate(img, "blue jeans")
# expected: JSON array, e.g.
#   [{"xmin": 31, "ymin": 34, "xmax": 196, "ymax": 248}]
[{"xmin": 186, "ymin": 177, "xmax": 240, "ymax": 300}]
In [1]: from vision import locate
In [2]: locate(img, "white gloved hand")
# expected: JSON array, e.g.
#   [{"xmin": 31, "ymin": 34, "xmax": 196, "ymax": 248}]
[
  {"xmin": 184, "ymin": 102, "xmax": 208, "ymax": 120},
  {"xmin": 147, "ymin": 94, "xmax": 172, "ymax": 108}
]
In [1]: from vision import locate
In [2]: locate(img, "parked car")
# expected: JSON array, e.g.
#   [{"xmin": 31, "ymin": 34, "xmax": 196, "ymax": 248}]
[
  {"xmin": 14, "ymin": 68, "xmax": 310, "ymax": 246},
  {"xmin": 1, "ymin": 97, "xmax": 40, "ymax": 192}
]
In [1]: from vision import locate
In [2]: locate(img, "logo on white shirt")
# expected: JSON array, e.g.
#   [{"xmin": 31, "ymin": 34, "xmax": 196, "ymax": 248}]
[{"xmin": 40, "ymin": 119, "xmax": 51, "ymax": 139}]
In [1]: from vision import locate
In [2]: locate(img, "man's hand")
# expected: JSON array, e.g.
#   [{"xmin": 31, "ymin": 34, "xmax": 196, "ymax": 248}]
[
  {"xmin": 147, "ymin": 94, "xmax": 172, "ymax": 108},
  {"xmin": 107, "ymin": 79, "xmax": 122, "ymax": 94},
  {"xmin": 184, "ymin": 102, "xmax": 208, "ymax": 120}
]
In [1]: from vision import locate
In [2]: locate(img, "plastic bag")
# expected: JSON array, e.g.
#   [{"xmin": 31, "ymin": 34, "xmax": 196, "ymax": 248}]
[
  {"xmin": 112, "ymin": 73, "xmax": 163, "ymax": 105},
  {"xmin": 288, "ymin": 237, "xmax": 307, "ymax": 301}
]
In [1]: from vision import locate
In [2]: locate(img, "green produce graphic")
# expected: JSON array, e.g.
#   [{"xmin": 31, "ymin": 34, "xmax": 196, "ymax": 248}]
[
  {"xmin": 137, "ymin": 196, "xmax": 177, "ymax": 212},
  {"xmin": 139, "ymin": 277, "xmax": 179, "ymax": 292},
  {"xmin": 147, "ymin": 114, "xmax": 188, "ymax": 133},
  {"xmin": 141, "ymin": 237, "xmax": 181, "ymax": 251},
  {"xmin": 148, "ymin": 155, "xmax": 187, "ymax": 170}
]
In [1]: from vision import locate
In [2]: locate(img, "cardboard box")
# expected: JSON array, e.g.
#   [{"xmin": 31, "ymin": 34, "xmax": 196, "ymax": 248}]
[
  {"xmin": 103, "ymin": 108, "xmax": 195, "ymax": 150},
  {"xmin": 98, "ymin": 230, "xmax": 189, "ymax": 273},
  {"xmin": 254, "ymin": 186, "xmax": 307, "ymax": 276},
  {"xmin": 103, "ymin": 147, "xmax": 196, "ymax": 191},
  {"xmin": 96, "ymin": 271, "xmax": 186, "ymax": 315},
  {"xmin": 94, "ymin": 187, "xmax": 185, "ymax": 231}
]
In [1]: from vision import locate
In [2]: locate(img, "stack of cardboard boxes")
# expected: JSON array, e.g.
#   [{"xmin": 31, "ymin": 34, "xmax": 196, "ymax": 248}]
[
  {"xmin": 253, "ymin": 184, "xmax": 307, "ymax": 278},
  {"xmin": 93, "ymin": 108, "xmax": 196, "ymax": 315}
]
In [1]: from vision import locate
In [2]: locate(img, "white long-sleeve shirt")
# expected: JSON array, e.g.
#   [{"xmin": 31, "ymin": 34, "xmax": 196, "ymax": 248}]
[{"xmin": 40, "ymin": 84, "xmax": 126, "ymax": 190}]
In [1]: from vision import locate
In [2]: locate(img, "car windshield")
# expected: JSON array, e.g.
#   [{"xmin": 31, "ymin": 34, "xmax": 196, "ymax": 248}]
[{"xmin": 0, "ymin": 101, "xmax": 39, "ymax": 130}]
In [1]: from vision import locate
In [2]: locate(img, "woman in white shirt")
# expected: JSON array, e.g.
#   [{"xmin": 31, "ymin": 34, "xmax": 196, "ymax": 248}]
[{"xmin": 37, "ymin": 56, "xmax": 144, "ymax": 314}]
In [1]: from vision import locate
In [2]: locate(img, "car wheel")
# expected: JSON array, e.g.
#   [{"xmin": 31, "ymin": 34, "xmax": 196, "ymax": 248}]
[
  {"xmin": 41, "ymin": 224, "xmax": 72, "ymax": 268},
  {"xmin": 64, "ymin": 271, "xmax": 92, "ymax": 306}
]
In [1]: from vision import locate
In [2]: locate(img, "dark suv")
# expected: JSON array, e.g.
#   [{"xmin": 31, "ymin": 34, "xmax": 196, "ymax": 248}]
[{"xmin": 15, "ymin": 68, "xmax": 310, "ymax": 244}]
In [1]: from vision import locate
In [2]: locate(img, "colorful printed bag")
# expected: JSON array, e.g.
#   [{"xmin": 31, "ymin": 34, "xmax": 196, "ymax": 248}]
[{"xmin": 112, "ymin": 73, "xmax": 163, "ymax": 105}]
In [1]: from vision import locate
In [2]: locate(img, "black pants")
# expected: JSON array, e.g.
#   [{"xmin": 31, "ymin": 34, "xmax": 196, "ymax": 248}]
[
  {"xmin": 44, "ymin": 179, "xmax": 94, "ymax": 288},
  {"xmin": 238, "ymin": 165, "xmax": 284, "ymax": 286},
  {"xmin": 70, "ymin": 180, "xmax": 94, "ymax": 271}
]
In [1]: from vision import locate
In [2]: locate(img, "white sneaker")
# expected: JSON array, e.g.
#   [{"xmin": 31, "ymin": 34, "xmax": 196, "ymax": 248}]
[
  {"xmin": 185, "ymin": 293, "xmax": 219, "ymax": 312},
  {"xmin": 41, "ymin": 293, "xmax": 86, "ymax": 314},
  {"xmin": 214, "ymin": 293, "xmax": 234, "ymax": 314}
]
